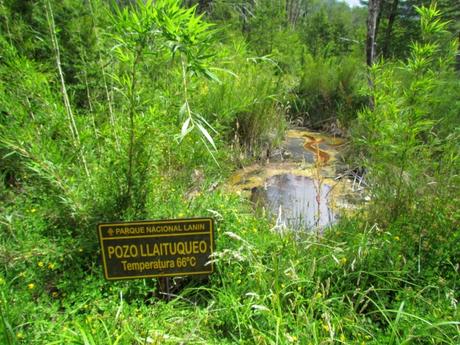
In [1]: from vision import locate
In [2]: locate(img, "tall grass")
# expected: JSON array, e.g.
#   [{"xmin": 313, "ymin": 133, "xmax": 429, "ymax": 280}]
[
  {"xmin": 289, "ymin": 54, "xmax": 366, "ymax": 128},
  {"xmin": 197, "ymin": 39, "xmax": 287, "ymax": 159}
]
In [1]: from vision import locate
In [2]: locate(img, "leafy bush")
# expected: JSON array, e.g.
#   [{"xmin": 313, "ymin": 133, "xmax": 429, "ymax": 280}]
[
  {"xmin": 0, "ymin": 1, "xmax": 458, "ymax": 344},
  {"xmin": 353, "ymin": 4, "xmax": 460, "ymax": 282},
  {"xmin": 197, "ymin": 39, "xmax": 287, "ymax": 159},
  {"xmin": 289, "ymin": 54, "xmax": 366, "ymax": 128}
]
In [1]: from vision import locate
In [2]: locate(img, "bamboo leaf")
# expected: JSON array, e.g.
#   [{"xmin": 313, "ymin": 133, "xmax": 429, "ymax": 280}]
[
  {"xmin": 179, "ymin": 102, "xmax": 188, "ymax": 117},
  {"xmin": 181, "ymin": 117, "xmax": 192, "ymax": 137},
  {"xmin": 203, "ymin": 69, "xmax": 221, "ymax": 84},
  {"xmin": 197, "ymin": 122, "xmax": 216, "ymax": 150},
  {"xmin": 196, "ymin": 114, "xmax": 218, "ymax": 134}
]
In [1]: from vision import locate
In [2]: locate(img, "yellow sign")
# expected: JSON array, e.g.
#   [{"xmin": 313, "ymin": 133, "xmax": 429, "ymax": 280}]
[{"xmin": 97, "ymin": 218, "xmax": 214, "ymax": 280}]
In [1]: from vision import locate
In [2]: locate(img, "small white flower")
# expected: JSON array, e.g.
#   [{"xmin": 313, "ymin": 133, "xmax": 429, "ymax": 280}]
[
  {"xmin": 224, "ymin": 232, "xmax": 244, "ymax": 241},
  {"xmin": 251, "ymin": 304, "xmax": 270, "ymax": 312}
]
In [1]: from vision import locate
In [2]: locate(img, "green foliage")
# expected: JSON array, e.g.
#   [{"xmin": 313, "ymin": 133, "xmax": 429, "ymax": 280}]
[
  {"xmin": 300, "ymin": 3, "xmax": 365, "ymax": 58},
  {"xmin": 377, "ymin": 0, "xmax": 460, "ymax": 59},
  {"xmin": 355, "ymin": 3, "xmax": 459, "ymax": 214},
  {"xmin": 0, "ymin": 1, "xmax": 458, "ymax": 344},
  {"xmin": 196, "ymin": 40, "xmax": 287, "ymax": 158},
  {"xmin": 353, "ymin": 3, "xmax": 460, "ymax": 284},
  {"xmin": 108, "ymin": 0, "xmax": 220, "ymax": 210},
  {"xmin": 289, "ymin": 54, "xmax": 367, "ymax": 127},
  {"xmin": 1, "ymin": 194, "xmax": 458, "ymax": 344}
]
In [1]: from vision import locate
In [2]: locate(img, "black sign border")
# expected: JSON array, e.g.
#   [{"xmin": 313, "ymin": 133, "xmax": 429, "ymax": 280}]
[{"xmin": 97, "ymin": 217, "xmax": 215, "ymax": 281}]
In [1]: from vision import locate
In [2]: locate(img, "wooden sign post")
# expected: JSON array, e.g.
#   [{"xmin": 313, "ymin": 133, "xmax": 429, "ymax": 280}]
[{"xmin": 97, "ymin": 218, "xmax": 214, "ymax": 299}]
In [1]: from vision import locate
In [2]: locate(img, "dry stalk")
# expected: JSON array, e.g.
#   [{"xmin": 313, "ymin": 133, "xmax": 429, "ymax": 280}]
[
  {"xmin": 313, "ymin": 137, "xmax": 324, "ymax": 235},
  {"xmin": 45, "ymin": 0, "xmax": 89, "ymax": 178}
]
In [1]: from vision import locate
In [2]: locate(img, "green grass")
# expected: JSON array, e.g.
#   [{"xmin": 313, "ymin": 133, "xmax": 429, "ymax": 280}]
[{"xmin": 1, "ymin": 188, "xmax": 458, "ymax": 344}]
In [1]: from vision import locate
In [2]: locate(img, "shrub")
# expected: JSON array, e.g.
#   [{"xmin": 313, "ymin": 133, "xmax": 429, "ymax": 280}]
[
  {"xmin": 352, "ymin": 4, "xmax": 460, "ymax": 278},
  {"xmin": 289, "ymin": 54, "xmax": 366, "ymax": 128},
  {"xmin": 197, "ymin": 38, "xmax": 287, "ymax": 159}
]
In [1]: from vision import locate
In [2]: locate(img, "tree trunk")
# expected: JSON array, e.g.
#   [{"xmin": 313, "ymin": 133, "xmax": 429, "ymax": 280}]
[
  {"xmin": 198, "ymin": 0, "xmax": 211, "ymax": 13},
  {"xmin": 286, "ymin": 0, "xmax": 303, "ymax": 28},
  {"xmin": 241, "ymin": 0, "xmax": 254, "ymax": 34},
  {"xmin": 383, "ymin": 0, "xmax": 399, "ymax": 58},
  {"xmin": 366, "ymin": 0, "xmax": 382, "ymax": 110},
  {"xmin": 366, "ymin": 0, "xmax": 382, "ymax": 67}
]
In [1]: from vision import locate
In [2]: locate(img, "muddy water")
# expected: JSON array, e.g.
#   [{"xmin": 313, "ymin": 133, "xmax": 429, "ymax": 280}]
[
  {"xmin": 227, "ymin": 129, "xmax": 352, "ymax": 231},
  {"xmin": 251, "ymin": 174, "xmax": 335, "ymax": 229}
]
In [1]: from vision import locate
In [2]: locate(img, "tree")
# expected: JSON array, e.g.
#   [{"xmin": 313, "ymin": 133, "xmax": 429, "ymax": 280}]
[
  {"xmin": 366, "ymin": 0, "xmax": 382, "ymax": 66},
  {"xmin": 198, "ymin": 0, "xmax": 212, "ymax": 13},
  {"xmin": 382, "ymin": 0, "xmax": 399, "ymax": 57},
  {"xmin": 286, "ymin": 0, "xmax": 306, "ymax": 28}
]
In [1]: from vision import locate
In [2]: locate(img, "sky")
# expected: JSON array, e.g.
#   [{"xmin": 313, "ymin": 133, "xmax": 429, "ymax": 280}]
[{"xmin": 342, "ymin": 0, "xmax": 362, "ymax": 7}]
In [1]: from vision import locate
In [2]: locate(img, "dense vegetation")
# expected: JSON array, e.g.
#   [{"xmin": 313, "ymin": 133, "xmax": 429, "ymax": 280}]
[{"xmin": 0, "ymin": 0, "xmax": 458, "ymax": 344}]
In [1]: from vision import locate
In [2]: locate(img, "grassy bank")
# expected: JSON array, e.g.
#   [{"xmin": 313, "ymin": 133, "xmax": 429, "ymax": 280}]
[{"xmin": 1, "ymin": 189, "xmax": 458, "ymax": 344}]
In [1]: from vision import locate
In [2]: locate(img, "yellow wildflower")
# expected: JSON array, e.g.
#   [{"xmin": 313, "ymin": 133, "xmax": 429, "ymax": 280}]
[
  {"xmin": 322, "ymin": 323, "xmax": 329, "ymax": 332},
  {"xmin": 315, "ymin": 292, "xmax": 322, "ymax": 299},
  {"xmin": 48, "ymin": 263, "xmax": 55, "ymax": 270},
  {"xmin": 31, "ymin": 208, "xmax": 36, "ymax": 213},
  {"xmin": 28, "ymin": 283, "xmax": 35, "ymax": 290},
  {"xmin": 38, "ymin": 261, "xmax": 44, "ymax": 268},
  {"xmin": 394, "ymin": 236, "xmax": 400, "ymax": 241},
  {"xmin": 340, "ymin": 334, "xmax": 346, "ymax": 342},
  {"xmin": 286, "ymin": 334, "xmax": 298, "ymax": 342},
  {"xmin": 340, "ymin": 257, "xmax": 347, "ymax": 265},
  {"xmin": 16, "ymin": 332, "xmax": 24, "ymax": 339},
  {"xmin": 52, "ymin": 291, "xmax": 58, "ymax": 298}
]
